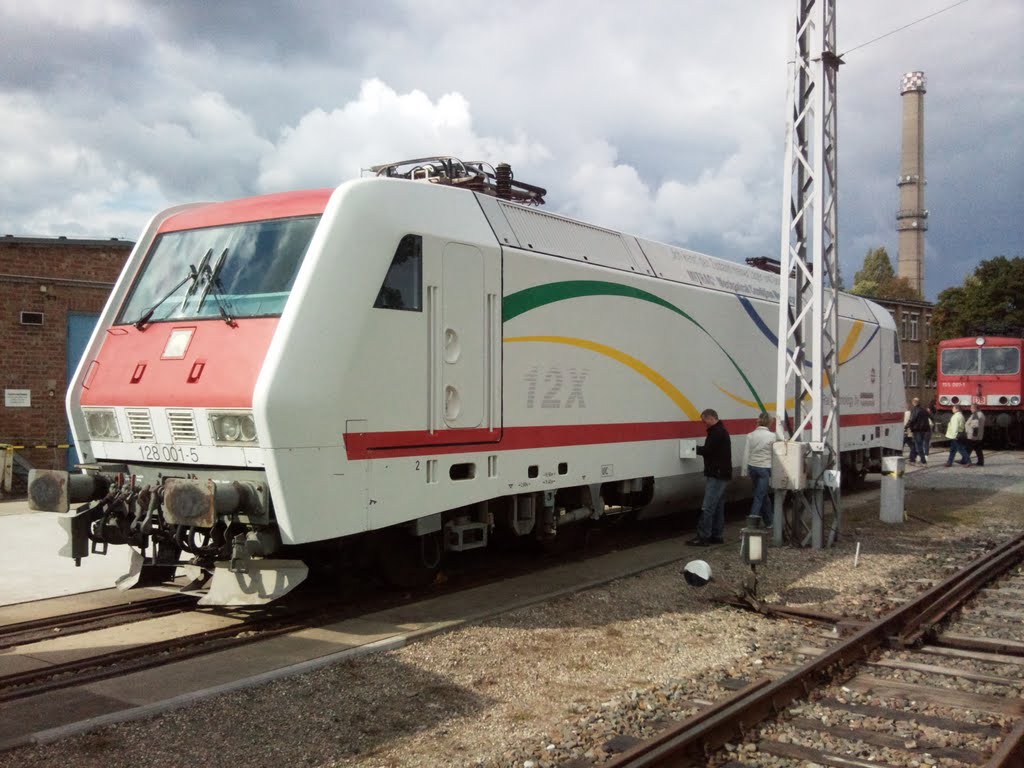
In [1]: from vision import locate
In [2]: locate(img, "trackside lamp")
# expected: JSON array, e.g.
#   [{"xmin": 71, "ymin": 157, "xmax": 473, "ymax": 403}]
[
  {"xmin": 741, "ymin": 515, "xmax": 767, "ymax": 566},
  {"xmin": 740, "ymin": 514, "xmax": 766, "ymax": 598}
]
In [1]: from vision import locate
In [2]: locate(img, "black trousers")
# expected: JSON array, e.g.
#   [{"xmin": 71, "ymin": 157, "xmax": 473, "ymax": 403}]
[{"xmin": 967, "ymin": 439, "xmax": 985, "ymax": 465}]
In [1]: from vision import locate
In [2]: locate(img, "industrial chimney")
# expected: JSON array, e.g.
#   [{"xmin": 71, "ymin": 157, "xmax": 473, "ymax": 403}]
[{"xmin": 896, "ymin": 71, "xmax": 927, "ymax": 298}]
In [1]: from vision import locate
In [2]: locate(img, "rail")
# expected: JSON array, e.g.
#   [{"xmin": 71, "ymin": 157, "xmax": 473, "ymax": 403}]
[{"xmin": 602, "ymin": 532, "xmax": 1024, "ymax": 767}]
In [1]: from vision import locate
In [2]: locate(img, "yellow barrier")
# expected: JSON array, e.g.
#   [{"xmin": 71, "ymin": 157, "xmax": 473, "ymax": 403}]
[{"xmin": 0, "ymin": 443, "xmax": 71, "ymax": 494}]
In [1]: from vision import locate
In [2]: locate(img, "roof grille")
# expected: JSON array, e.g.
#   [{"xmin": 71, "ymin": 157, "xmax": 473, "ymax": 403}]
[
  {"xmin": 126, "ymin": 409, "xmax": 154, "ymax": 442},
  {"xmin": 167, "ymin": 410, "xmax": 198, "ymax": 444}
]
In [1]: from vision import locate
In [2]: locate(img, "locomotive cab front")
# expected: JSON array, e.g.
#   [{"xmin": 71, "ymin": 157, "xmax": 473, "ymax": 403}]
[{"xmin": 28, "ymin": 191, "xmax": 333, "ymax": 604}]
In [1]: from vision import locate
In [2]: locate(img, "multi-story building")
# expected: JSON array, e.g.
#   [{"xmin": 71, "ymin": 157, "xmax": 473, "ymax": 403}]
[{"xmin": 872, "ymin": 296, "xmax": 935, "ymax": 407}]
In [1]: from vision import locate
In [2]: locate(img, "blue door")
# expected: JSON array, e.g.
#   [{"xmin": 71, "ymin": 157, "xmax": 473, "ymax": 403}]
[{"xmin": 67, "ymin": 312, "xmax": 101, "ymax": 468}]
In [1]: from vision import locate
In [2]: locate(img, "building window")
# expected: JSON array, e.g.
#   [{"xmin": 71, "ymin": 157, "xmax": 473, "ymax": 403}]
[
  {"xmin": 900, "ymin": 314, "xmax": 909, "ymax": 340},
  {"xmin": 908, "ymin": 364, "xmax": 919, "ymax": 386},
  {"xmin": 925, "ymin": 315, "xmax": 931, "ymax": 340},
  {"xmin": 909, "ymin": 313, "xmax": 919, "ymax": 341},
  {"xmin": 902, "ymin": 363, "xmax": 909, "ymax": 385}
]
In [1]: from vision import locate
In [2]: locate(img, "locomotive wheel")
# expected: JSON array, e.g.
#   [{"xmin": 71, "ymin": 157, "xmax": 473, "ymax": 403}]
[
  {"xmin": 534, "ymin": 519, "xmax": 589, "ymax": 556},
  {"xmin": 840, "ymin": 467, "xmax": 867, "ymax": 490},
  {"xmin": 378, "ymin": 529, "xmax": 443, "ymax": 589}
]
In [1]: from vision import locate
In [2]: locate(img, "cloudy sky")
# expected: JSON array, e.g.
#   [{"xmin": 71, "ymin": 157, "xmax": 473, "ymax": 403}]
[{"xmin": 1, "ymin": 0, "xmax": 1020, "ymax": 300}]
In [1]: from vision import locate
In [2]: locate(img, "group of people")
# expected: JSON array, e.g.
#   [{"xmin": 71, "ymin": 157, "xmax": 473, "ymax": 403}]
[
  {"xmin": 905, "ymin": 397, "xmax": 986, "ymax": 467},
  {"xmin": 943, "ymin": 402, "xmax": 986, "ymax": 467},
  {"xmin": 688, "ymin": 397, "xmax": 989, "ymax": 547},
  {"xmin": 687, "ymin": 409, "xmax": 774, "ymax": 547}
]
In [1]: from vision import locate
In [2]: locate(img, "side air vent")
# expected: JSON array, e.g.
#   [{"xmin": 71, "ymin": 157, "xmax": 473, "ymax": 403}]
[
  {"xmin": 126, "ymin": 409, "xmax": 155, "ymax": 441},
  {"xmin": 167, "ymin": 410, "xmax": 199, "ymax": 443}
]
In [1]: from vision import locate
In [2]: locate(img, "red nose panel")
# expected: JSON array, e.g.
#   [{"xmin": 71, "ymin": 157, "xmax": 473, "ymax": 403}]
[{"xmin": 79, "ymin": 318, "xmax": 278, "ymax": 407}]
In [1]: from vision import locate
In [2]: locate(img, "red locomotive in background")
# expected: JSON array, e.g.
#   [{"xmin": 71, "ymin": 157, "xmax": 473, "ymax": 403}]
[{"xmin": 936, "ymin": 336, "xmax": 1023, "ymax": 446}]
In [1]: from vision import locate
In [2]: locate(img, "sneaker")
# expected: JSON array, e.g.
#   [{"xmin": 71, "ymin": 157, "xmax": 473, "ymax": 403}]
[
  {"xmin": 944, "ymin": 462, "xmax": 953, "ymax": 467},
  {"xmin": 686, "ymin": 537, "xmax": 711, "ymax": 547},
  {"xmin": 920, "ymin": 460, "xmax": 927, "ymax": 465}
]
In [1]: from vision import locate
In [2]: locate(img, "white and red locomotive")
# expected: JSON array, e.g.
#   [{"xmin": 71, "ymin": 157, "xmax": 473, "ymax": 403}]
[{"xmin": 29, "ymin": 158, "xmax": 905, "ymax": 603}]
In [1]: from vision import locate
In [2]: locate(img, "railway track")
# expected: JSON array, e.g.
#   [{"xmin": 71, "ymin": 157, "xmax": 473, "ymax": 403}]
[
  {"xmin": 0, "ymin": 509, "xmax": 715, "ymax": 708},
  {"xmin": 0, "ymin": 599, "xmax": 327, "ymax": 704},
  {"xmin": 0, "ymin": 593, "xmax": 196, "ymax": 652},
  {"xmin": 583, "ymin": 532, "xmax": 1024, "ymax": 768}
]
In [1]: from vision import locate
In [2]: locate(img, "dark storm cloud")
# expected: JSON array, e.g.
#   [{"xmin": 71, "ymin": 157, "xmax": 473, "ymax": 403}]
[
  {"xmin": 142, "ymin": 0, "xmax": 399, "ymax": 63},
  {"xmin": 0, "ymin": 0, "xmax": 1019, "ymax": 298},
  {"xmin": 0, "ymin": 14, "xmax": 151, "ymax": 97}
]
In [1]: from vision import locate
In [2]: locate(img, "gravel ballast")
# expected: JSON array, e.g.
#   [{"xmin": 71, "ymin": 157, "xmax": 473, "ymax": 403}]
[{"xmin": 2, "ymin": 452, "xmax": 1021, "ymax": 768}]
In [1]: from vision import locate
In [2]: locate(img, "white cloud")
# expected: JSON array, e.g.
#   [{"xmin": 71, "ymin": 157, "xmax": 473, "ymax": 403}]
[
  {"xmin": 0, "ymin": 95, "xmax": 163, "ymax": 237},
  {"xmin": 258, "ymin": 79, "xmax": 551, "ymax": 191}
]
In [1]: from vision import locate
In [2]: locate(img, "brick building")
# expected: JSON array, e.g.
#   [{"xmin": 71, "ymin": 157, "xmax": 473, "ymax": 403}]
[
  {"xmin": 872, "ymin": 296, "xmax": 936, "ymax": 407},
  {"xmin": 1, "ymin": 236, "xmax": 133, "ymax": 488}
]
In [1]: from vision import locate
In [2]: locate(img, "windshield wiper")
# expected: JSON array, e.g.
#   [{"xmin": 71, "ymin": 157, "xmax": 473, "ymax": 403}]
[
  {"xmin": 180, "ymin": 248, "xmax": 213, "ymax": 309},
  {"xmin": 133, "ymin": 257, "xmax": 207, "ymax": 331},
  {"xmin": 198, "ymin": 248, "xmax": 236, "ymax": 327}
]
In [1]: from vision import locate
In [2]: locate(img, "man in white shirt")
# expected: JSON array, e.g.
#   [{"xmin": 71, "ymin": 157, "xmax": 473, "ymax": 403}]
[{"xmin": 743, "ymin": 412, "xmax": 776, "ymax": 526}]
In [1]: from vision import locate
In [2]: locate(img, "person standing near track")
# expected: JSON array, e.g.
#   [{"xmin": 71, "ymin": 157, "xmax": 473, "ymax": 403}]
[
  {"xmin": 689, "ymin": 408, "xmax": 732, "ymax": 547},
  {"xmin": 923, "ymin": 401, "xmax": 936, "ymax": 457},
  {"xmin": 743, "ymin": 412, "xmax": 775, "ymax": 526},
  {"xmin": 965, "ymin": 403, "xmax": 986, "ymax": 466},
  {"xmin": 944, "ymin": 404, "xmax": 971, "ymax": 466},
  {"xmin": 907, "ymin": 397, "xmax": 931, "ymax": 465}
]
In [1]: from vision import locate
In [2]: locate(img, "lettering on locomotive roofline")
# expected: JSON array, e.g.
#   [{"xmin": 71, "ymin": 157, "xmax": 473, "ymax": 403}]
[
  {"xmin": 522, "ymin": 365, "xmax": 588, "ymax": 408},
  {"xmin": 137, "ymin": 444, "xmax": 201, "ymax": 463}
]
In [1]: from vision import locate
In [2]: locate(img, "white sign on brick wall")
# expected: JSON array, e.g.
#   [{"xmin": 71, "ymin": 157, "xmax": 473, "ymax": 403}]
[{"xmin": 4, "ymin": 389, "xmax": 31, "ymax": 407}]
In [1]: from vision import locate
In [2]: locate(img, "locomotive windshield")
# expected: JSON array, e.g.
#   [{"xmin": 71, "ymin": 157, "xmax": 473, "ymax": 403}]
[
  {"xmin": 940, "ymin": 346, "xmax": 1021, "ymax": 376},
  {"xmin": 116, "ymin": 215, "xmax": 320, "ymax": 326}
]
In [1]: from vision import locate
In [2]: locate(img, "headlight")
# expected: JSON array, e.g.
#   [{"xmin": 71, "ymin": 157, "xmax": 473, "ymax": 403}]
[
  {"xmin": 83, "ymin": 408, "xmax": 121, "ymax": 440},
  {"xmin": 240, "ymin": 414, "xmax": 257, "ymax": 442},
  {"xmin": 220, "ymin": 415, "xmax": 241, "ymax": 441},
  {"xmin": 938, "ymin": 396, "xmax": 950, "ymax": 405},
  {"xmin": 209, "ymin": 411, "xmax": 258, "ymax": 445},
  {"xmin": 1012, "ymin": 396, "xmax": 1021, "ymax": 406}
]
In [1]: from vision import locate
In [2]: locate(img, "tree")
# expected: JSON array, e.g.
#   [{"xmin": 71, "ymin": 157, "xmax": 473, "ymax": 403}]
[
  {"xmin": 925, "ymin": 255, "xmax": 1024, "ymax": 380},
  {"xmin": 850, "ymin": 246, "xmax": 919, "ymax": 300},
  {"xmin": 931, "ymin": 256, "xmax": 1024, "ymax": 337}
]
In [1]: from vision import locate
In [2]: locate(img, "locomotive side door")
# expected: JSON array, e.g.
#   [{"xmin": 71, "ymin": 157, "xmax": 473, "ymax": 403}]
[{"xmin": 433, "ymin": 242, "xmax": 501, "ymax": 439}]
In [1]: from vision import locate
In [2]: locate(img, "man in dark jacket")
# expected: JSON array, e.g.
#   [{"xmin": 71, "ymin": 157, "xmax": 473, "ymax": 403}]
[
  {"xmin": 688, "ymin": 408, "xmax": 731, "ymax": 546},
  {"xmin": 907, "ymin": 397, "xmax": 931, "ymax": 465}
]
